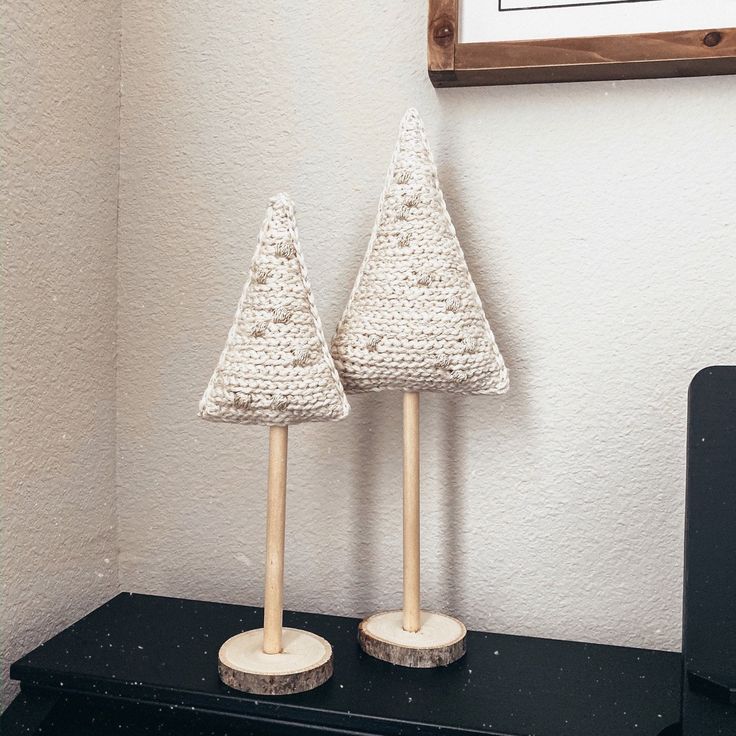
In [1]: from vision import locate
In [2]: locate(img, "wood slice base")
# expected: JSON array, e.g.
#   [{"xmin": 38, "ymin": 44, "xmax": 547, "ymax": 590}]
[
  {"xmin": 358, "ymin": 610, "xmax": 467, "ymax": 668},
  {"xmin": 218, "ymin": 628, "xmax": 333, "ymax": 695}
]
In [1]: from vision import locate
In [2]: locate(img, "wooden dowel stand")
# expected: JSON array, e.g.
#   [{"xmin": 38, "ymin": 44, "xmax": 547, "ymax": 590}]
[
  {"xmin": 358, "ymin": 391, "xmax": 466, "ymax": 667},
  {"xmin": 403, "ymin": 391, "xmax": 421, "ymax": 633},
  {"xmin": 263, "ymin": 425, "xmax": 288, "ymax": 654},
  {"xmin": 218, "ymin": 422, "xmax": 333, "ymax": 694}
]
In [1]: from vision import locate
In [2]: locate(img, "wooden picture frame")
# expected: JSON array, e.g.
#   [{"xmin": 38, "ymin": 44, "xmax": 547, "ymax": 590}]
[{"xmin": 428, "ymin": 0, "xmax": 736, "ymax": 87}]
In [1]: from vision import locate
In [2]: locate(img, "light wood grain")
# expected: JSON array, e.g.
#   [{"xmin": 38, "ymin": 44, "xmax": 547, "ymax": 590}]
[
  {"xmin": 263, "ymin": 425, "xmax": 288, "ymax": 654},
  {"xmin": 403, "ymin": 391, "xmax": 421, "ymax": 633}
]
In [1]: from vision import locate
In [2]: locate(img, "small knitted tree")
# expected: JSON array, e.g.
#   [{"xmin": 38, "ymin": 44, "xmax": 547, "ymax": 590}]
[
  {"xmin": 201, "ymin": 194, "xmax": 348, "ymax": 695},
  {"xmin": 331, "ymin": 110, "xmax": 508, "ymax": 667},
  {"xmin": 200, "ymin": 194, "xmax": 349, "ymax": 426}
]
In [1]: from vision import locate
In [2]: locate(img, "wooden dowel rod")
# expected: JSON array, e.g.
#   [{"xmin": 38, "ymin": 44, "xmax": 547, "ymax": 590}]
[
  {"xmin": 263, "ymin": 425, "xmax": 288, "ymax": 654},
  {"xmin": 403, "ymin": 391, "xmax": 421, "ymax": 633}
]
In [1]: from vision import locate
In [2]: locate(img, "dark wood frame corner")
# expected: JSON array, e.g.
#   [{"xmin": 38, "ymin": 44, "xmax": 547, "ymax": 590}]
[{"xmin": 428, "ymin": 0, "xmax": 736, "ymax": 87}]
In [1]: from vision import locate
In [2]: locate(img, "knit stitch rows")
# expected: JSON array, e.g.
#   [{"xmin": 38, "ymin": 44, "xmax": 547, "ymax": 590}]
[
  {"xmin": 330, "ymin": 109, "xmax": 509, "ymax": 395},
  {"xmin": 199, "ymin": 194, "xmax": 350, "ymax": 426}
]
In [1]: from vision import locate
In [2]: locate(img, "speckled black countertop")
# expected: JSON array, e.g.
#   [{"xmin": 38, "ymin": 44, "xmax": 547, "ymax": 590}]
[{"xmin": 6, "ymin": 592, "xmax": 681, "ymax": 735}]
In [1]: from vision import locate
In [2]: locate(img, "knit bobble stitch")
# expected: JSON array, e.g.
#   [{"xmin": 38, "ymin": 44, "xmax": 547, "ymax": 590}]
[
  {"xmin": 445, "ymin": 296, "xmax": 461, "ymax": 312},
  {"xmin": 250, "ymin": 320, "xmax": 269, "ymax": 337},
  {"xmin": 293, "ymin": 346, "xmax": 311, "ymax": 366},
  {"xmin": 252, "ymin": 266, "xmax": 271, "ymax": 284},
  {"xmin": 272, "ymin": 395, "xmax": 288, "ymax": 411},
  {"xmin": 366, "ymin": 335, "xmax": 382, "ymax": 352},
  {"xmin": 462, "ymin": 337, "xmax": 478, "ymax": 353},
  {"xmin": 271, "ymin": 306, "xmax": 292, "ymax": 324},
  {"xmin": 233, "ymin": 392, "xmax": 252, "ymax": 409},
  {"xmin": 276, "ymin": 239, "xmax": 296, "ymax": 259}
]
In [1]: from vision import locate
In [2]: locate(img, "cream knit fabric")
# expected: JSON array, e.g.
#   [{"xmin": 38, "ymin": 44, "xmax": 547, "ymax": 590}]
[
  {"xmin": 331, "ymin": 109, "xmax": 509, "ymax": 395},
  {"xmin": 199, "ymin": 194, "xmax": 350, "ymax": 426}
]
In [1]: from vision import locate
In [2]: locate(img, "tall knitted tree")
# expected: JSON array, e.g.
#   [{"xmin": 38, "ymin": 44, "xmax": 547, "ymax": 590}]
[
  {"xmin": 200, "ymin": 194, "xmax": 349, "ymax": 694},
  {"xmin": 331, "ymin": 109, "xmax": 508, "ymax": 667}
]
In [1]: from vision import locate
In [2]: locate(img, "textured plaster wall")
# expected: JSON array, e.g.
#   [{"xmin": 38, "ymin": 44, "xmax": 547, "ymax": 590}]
[
  {"xmin": 6, "ymin": 0, "xmax": 731, "ymax": 718},
  {"xmin": 1, "ymin": 0, "xmax": 120, "ymax": 707},
  {"xmin": 116, "ymin": 2, "xmax": 731, "ymax": 654}
]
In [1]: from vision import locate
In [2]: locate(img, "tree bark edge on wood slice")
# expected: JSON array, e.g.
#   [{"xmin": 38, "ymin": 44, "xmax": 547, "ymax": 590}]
[
  {"xmin": 358, "ymin": 610, "xmax": 467, "ymax": 668},
  {"xmin": 218, "ymin": 628, "xmax": 333, "ymax": 695},
  {"xmin": 218, "ymin": 655, "xmax": 333, "ymax": 695}
]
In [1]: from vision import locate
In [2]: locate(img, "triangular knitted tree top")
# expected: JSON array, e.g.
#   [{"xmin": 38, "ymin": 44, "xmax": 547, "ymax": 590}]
[
  {"xmin": 331, "ymin": 109, "xmax": 509, "ymax": 395},
  {"xmin": 199, "ymin": 194, "xmax": 349, "ymax": 426}
]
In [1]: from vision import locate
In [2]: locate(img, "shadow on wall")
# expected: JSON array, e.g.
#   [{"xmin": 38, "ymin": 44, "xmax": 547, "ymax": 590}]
[
  {"xmin": 440, "ymin": 396, "xmax": 462, "ymax": 614},
  {"xmin": 349, "ymin": 393, "xmax": 377, "ymax": 611},
  {"xmin": 423, "ymin": 135, "xmax": 536, "ymax": 627}
]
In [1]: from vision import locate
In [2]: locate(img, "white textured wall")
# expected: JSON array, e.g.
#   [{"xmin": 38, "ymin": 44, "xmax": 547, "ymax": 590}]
[
  {"xmin": 1, "ymin": 0, "xmax": 120, "ymax": 708},
  {"xmin": 116, "ymin": 2, "xmax": 736, "ymax": 654}
]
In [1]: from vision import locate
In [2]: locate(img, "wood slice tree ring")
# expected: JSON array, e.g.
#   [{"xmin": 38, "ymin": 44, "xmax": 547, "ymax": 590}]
[
  {"xmin": 218, "ymin": 627, "xmax": 333, "ymax": 695},
  {"xmin": 358, "ymin": 610, "xmax": 466, "ymax": 668}
]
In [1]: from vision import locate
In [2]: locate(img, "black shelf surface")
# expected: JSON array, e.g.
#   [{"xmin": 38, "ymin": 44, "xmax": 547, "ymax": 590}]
[{"xmin": 9, "ymin": 592, "xmax": 681, "ymax": 736}]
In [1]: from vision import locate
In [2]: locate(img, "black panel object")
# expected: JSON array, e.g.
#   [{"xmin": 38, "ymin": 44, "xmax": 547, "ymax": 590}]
[{"xmin": 682, "ymin": 366, "xmax": 736, "ymax": 735}]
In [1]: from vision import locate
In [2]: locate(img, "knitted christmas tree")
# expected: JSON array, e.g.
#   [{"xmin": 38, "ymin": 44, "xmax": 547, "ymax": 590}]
[
  {"xmin": 200, "ymin": 195, "xmax": 347, "ymax": 695},
  {"xmin": 331, "ymin": 108, "xmax": 508, "ymax": 396},
  {"xmin": 331, "ymin": 110, "xmax": 508, "ymax": 668},
  {"xmin": 200, "ymin": 193, "xmax": 349, "ymax": 426}
]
